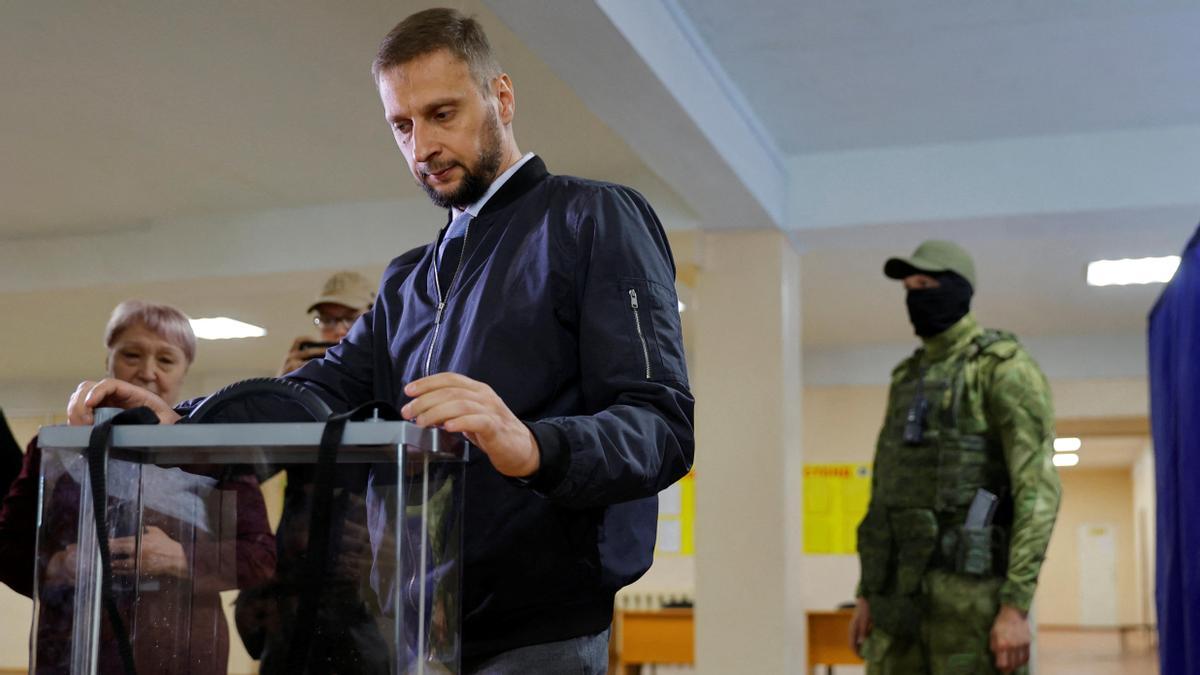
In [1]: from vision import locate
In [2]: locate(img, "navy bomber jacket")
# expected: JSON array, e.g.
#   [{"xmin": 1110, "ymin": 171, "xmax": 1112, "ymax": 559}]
[{"xmin": 291, "ymin": 156, "xmax": 694, "ymax": 660}]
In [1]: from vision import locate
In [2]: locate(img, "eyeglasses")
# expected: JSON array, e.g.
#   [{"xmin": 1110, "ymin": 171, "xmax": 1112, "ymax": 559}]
[{"xmin": 313, "ymin": 314, "xmax": 360, "ymax": 329}]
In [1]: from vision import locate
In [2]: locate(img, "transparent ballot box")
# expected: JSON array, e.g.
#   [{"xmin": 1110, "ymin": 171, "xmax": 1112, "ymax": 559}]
[{"xmin": 35, "ymin": 420, "xmax": 467, "ymax": 675}]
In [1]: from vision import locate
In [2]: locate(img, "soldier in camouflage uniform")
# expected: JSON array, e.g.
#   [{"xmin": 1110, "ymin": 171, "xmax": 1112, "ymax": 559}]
[{"xmin": 849, "ymin": 240, "xmax": 1062, "ymax": 674}]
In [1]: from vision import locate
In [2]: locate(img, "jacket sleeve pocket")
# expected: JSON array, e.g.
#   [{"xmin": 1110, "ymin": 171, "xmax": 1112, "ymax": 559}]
[{"xmin": 618, "ymin": 276, "xmax": 688, "ymax": 384}]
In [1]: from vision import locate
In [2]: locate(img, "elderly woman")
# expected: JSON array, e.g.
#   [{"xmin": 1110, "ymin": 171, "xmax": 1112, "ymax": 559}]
[{"xmin": 0, "ymin": 300, "xmax": 276, "ymax": 674}]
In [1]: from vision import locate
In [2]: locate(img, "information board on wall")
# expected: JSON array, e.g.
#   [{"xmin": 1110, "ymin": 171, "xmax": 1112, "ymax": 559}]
[
  {"xmin": 656, "ymin": 471, "xmax": 695, "ymax": 556},
  {"xmin": 803, "ymin": 463, "xmax": 871, "ymax": 555}
]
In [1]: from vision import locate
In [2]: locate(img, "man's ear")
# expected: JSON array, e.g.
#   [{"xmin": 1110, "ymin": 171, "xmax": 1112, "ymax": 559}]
[{"xmin": 493, "ymin": 74, "xmax": 515, "ymax": 125}]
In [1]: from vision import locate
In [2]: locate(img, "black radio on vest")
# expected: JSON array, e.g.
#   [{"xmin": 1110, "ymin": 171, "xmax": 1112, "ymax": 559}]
[{"xmin": 903, "ymin": 369, "xmax": 930, "ymax": 445}]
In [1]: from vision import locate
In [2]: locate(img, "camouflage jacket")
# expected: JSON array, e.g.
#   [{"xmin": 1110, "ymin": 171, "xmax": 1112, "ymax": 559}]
[{"xmin": 866, "ymin": 314, "xmax": 1062, "ymax": 612}]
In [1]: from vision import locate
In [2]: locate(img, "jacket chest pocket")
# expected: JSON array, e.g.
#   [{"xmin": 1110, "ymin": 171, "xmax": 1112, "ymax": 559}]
[{"xmin": 619, "ymin": 277, "xmax": 687, "ymax": 383}]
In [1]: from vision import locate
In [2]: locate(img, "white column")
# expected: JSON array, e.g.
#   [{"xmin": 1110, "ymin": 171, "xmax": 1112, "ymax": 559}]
[{"xmin": 692, "ymin": 229, "xmax": 804, "ymax": 673}]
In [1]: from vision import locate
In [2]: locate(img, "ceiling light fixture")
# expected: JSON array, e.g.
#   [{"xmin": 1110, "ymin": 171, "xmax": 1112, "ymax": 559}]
[
  {"xmin": 189, "ymin": 317, "xmax": 267, "ymax": 340},
  {"xmin": 1052, "ymin": 453, "xmax": 1080, "ymax": 468},
  {"xmin": 1086, "ymin": 256, "xmax": 1180, "ymax": 287},
  {"xmin": 1053, "ymin": 437, "xmax": 1082, "ymax": 453}
]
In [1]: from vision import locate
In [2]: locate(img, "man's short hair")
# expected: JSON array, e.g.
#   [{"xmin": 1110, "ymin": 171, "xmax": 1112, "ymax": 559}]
[
  {"xmin": 371, "ymin": 7, "xmax": 502, "ymax": 90},
  {"xmin": 105, "ymin": 300, "xmax": 197, "ymax": 365}
]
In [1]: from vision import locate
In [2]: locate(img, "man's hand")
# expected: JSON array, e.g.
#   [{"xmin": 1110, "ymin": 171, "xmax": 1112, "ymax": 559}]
[
  {"xmin": 110, "ymin": 526, "xmax": 189, "ymax": 578},
  {"xmin": 279, "ymin": 336, "xmax": 330, "ymax": 376},
  {"xmin": 990, "ymin": 604, "xmax": 1032, "ymax": 672},
  {"xmin": 67, "ymin": 379, "xmax": 180, "ymax": 426},
  {"xmin": 849, "ymin": 596, "xmax": 873, "ymax": 655},
  {"xmin": 402, "ymin": 373, "xmax": 539, "ymax": 478}
]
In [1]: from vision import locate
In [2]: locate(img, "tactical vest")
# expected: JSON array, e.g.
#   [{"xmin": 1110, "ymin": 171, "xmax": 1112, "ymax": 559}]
[{"xmin": 857, "ymin": 329, "xmax": 1016, "ymax": 639}]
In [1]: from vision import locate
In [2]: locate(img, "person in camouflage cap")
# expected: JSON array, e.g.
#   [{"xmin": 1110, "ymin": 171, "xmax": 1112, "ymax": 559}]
[{"xmin": 849, "ymin": 240, "xmax": 1062, "ymax": 674}]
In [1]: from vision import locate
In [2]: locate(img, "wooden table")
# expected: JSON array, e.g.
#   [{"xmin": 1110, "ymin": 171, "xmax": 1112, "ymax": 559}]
[
  {"xmin": 807, "ymin": 609, "xmax": 864, "ymax": 674},
  {"xmin": 609, "ymin": 607, "xmax": 863, "ymax": 674},
  {"xmin": 610, "ymin": 608, "xmax": 694, "ymax": 674}
]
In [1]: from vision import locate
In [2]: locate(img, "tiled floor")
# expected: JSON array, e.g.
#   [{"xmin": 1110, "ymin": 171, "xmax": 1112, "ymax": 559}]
[{"xmin": 1039, "ymin": 628, "xmax": 1158, "ymax": 675}]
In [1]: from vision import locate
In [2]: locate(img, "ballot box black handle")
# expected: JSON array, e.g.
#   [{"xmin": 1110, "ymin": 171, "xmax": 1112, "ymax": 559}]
[
  {"xmin": 86, "ymin": 407, "xmax": 160, "ymax": 675},
  {"xmin": 184, "ymin": 377, "xmax": 333, "ymax": 423}
]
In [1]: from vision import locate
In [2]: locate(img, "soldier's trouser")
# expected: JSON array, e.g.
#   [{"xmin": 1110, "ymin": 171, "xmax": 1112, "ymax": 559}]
[{"xmin": 861, "ymin": 570, "xmax": 1030, "ymax": 675}]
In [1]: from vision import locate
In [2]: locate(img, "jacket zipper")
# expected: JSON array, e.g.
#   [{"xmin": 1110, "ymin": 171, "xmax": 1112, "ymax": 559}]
[
  {"xmin": 424, "ymin": 221, "xmax": 471, "ymax": 377},
  {"xmin": 628, "ymin": 288, "xmax": 652, "ymax": 379}
]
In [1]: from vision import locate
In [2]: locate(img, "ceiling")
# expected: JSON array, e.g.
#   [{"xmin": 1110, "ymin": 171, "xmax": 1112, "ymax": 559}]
[
  {"xmin": 797, "ymin": 206, "xmax": 1198, "ymax": 346},
  {"xmin": 667, "ymin": 0, "xmax": 1200, "ymax": 347},
  {"xmin": 680, "ymin": 0, "xmax": 1200, "ymax": 153},
  {"xmin": 0, "ymin": 0, "xmax": 691, "ymax": 241}
]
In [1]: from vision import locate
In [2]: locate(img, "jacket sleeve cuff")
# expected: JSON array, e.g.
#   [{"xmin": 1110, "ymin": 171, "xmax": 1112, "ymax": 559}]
[
  {"xmin": 515, "ymin": 421, "xmax": 570, "ymax": 494},
  {"xmin": 998, "ymin": 581, "xmax": 1035, "ymax": 613}
]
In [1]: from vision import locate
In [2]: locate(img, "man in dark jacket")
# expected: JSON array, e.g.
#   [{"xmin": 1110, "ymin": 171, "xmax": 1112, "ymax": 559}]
[{"xmin": 69, "ymin": 7, "xmax": 694, "ymax": 672}]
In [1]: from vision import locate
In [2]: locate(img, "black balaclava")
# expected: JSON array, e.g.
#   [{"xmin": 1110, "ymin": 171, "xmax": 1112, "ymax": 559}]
[{"xmin": 906, "ymin": 271, "xmax": 973, "ymax": 338}]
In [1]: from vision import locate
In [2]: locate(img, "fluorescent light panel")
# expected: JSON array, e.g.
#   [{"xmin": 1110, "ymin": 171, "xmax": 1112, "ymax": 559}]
[
  {"xmin": 190, "ymin": 317, "xmax": 267, "ymax": 340},
  {"xmin": 1087, "ymin": 256, "xmax": 1180, "ymax": 287},
  {"xmin": 1053, "ymin": 453, "xmax": 1080, "ymax": 467},
  {"xmin": 1053, "ymin": 437, "xmax": 1082, "ymax": 453}
]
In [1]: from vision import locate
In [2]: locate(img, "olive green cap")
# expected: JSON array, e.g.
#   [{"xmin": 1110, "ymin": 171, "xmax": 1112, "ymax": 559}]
[{"xmin": 884, "ymin": 240, "xmax": 976, "ymax": 289}]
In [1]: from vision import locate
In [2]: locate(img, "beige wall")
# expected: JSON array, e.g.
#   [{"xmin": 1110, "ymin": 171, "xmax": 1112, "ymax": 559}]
[
  {"xmin": 799, "ymin": 385, "xmax": 881, "ymax": 610},
  {"xmin": 1037, "ymin": 468, "xmax": 1139, "ymax": 626},
  {"xmin": 5, "ymin": 412, "xmax": 58, "ymax": 450},
  {"xmin": 0, "ymin": 587, "xmax": 31, "ymax": 671}
]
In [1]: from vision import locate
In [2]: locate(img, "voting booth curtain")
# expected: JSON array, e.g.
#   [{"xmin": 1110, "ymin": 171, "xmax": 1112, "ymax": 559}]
[{"xmin": 1147, "ymin": 223, "xmax": 1200, "ymax": 675}]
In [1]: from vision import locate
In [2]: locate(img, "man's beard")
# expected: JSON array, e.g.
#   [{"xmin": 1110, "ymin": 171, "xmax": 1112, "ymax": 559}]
[{"xmin": 418, "ymin": 110, "xmax": 505, "ymax": 209}]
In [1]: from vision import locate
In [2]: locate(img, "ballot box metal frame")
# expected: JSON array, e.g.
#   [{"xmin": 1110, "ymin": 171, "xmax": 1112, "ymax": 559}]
[{"xmin": 37, "ymin": 420, "xmax": 467, "ymax": 675}]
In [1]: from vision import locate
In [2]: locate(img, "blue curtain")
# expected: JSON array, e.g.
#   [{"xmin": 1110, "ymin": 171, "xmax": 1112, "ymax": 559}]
[{"xmin": 1148, "ymin": 223, "xmax": 1200, "ymax": 675}]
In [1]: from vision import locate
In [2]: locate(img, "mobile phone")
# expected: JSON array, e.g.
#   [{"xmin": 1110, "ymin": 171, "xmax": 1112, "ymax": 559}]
[{"xmin": 298, "ymin": 341, "xmax": 337, "ymax": 352}]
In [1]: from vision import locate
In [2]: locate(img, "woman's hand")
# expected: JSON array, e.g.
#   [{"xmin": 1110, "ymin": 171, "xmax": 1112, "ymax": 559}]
[
  {"xmin": 45, "ymin": 544, "xmax": 79, "ymax": 585},
  {"xmin": 67, "ymin": 378, "xmax": 180, "ymax": 425},
  {"xmin": 110, "ymin": 526, "xmax": 189, "ymax": 579}
]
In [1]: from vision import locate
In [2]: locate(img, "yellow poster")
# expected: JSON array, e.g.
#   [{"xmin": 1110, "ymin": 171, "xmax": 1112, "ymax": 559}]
[
  {"xmin": 656, "ymin": 471, "xmax": 695, "ymax": 556},
  {"xmin": 803, "ymin": 463, "xmax": 871, "ymax": 555}
]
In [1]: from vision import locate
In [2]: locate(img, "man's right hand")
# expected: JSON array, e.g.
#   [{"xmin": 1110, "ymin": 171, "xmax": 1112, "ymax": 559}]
[
  {"xmin": 67, "ymin": 379, "xmax": 180, "ymax": 426},
  {"xmin": 849, "ymin": 596, "xmax": 873, "ymax": 655},
  {"xmin": 279, "ymin": 336, "xmax": 329, "ymax": 376}
]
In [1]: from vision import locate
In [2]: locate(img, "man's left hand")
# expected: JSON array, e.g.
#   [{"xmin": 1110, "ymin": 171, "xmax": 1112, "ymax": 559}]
[
  {"xmin": 990, "ymin": 604, "xmax": 1032, "ymax": 673},
  {"xmin": 402, "ymin": 373, "xmax": 539, "ymax": 478}
]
